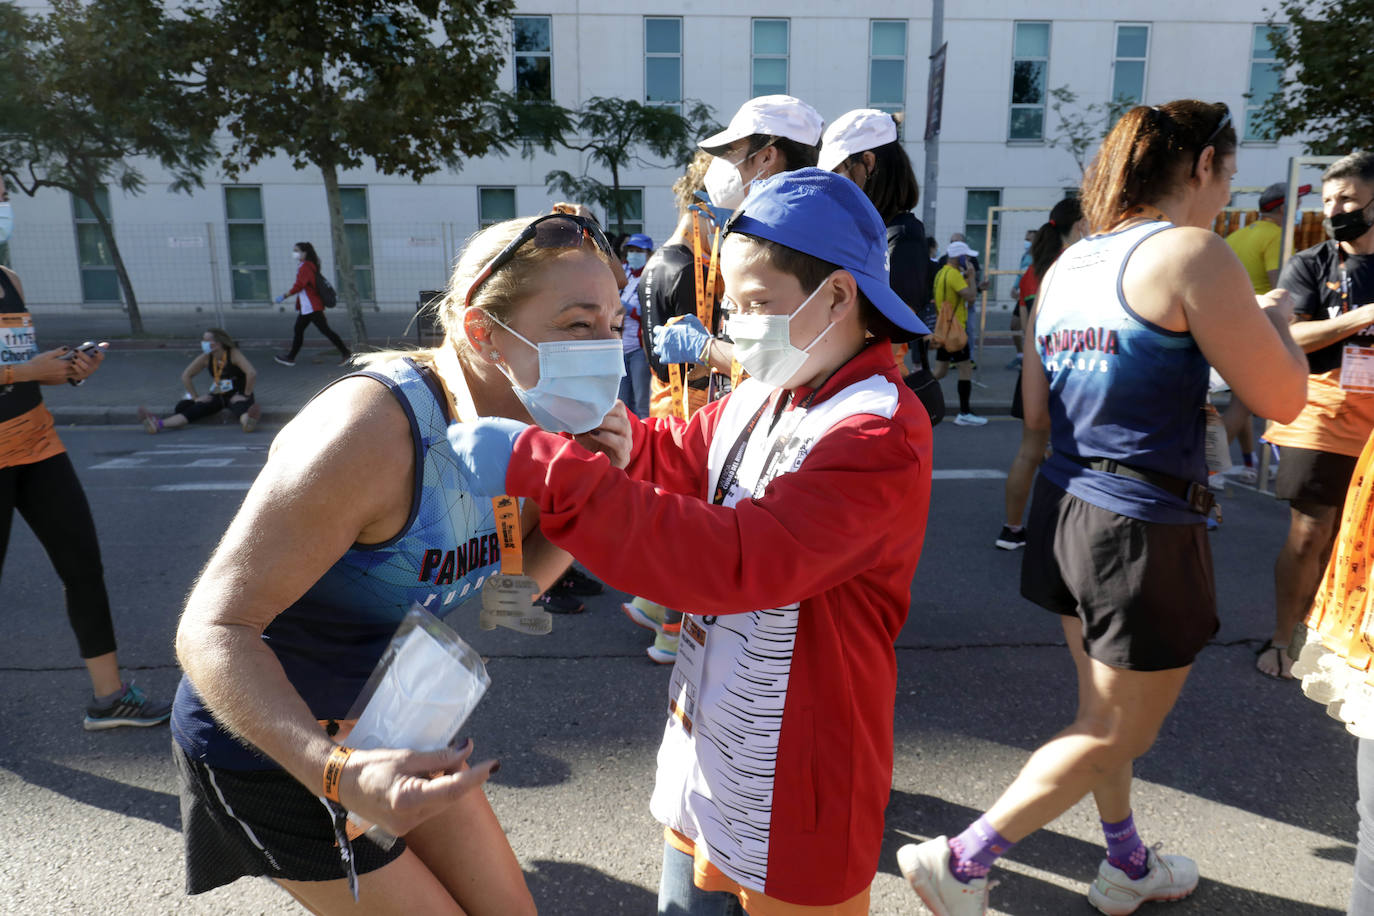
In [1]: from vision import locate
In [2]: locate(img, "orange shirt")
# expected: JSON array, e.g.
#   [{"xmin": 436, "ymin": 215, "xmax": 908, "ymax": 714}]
[
  {"xmin": 0, "ymin": 402, "xmax": 65, "ymax": 469},
  {"xmin": 1265, "ymin": 370, "xmax": 1374, "ymax": 458}
]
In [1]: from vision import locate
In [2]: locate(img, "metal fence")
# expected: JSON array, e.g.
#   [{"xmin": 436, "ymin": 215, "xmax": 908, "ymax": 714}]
[{"xmin": 6, "ymin": 221, "xmax": 479, "ymax": 323}]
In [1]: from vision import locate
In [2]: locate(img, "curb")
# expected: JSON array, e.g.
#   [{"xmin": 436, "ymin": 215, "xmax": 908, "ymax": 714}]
[{"xmin": 51, "ymin": 406, "xmax": 301, "ymax": 426}]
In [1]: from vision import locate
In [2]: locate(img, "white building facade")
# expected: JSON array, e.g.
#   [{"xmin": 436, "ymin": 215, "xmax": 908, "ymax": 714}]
[{"xmin": 7, "ymin": 0, "xmax": 1308, "ymax": 315}]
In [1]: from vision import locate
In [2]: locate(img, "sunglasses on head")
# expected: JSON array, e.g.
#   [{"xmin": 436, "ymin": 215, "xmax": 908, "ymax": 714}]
[
  {"xmin": 1192, "ymin": 105, "xmax": 1232, "ymax": 170},
  {"xmin": 464, "ymin": 213, "xmax": 617, "ymax": 310}
]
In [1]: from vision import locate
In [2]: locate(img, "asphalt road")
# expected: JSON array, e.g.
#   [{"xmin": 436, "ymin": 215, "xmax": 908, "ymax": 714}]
[{"xmin": 0, "ymin": 419, "xmax": 1356, "ymax": 915}]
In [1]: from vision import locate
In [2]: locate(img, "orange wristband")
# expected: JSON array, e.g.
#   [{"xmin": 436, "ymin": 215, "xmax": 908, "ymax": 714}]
[
  {"xmin": 2, "ymin": 366, "xmax": 12, "ymax": 386},
  {"xmin": 322, "ymin": 745, "xmax": 354, "ymax": 803}
]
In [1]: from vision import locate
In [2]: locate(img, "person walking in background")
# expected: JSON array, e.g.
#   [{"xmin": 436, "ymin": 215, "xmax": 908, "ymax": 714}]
[
  {"xmin": 619, "ymin": 232, "xmax": 654, "ymax": 419},
  {"xmin": 1222, "ymin": 181, "xmax": 1307, "ymax": 484},
  {"xmin": 274, "ymin": 241, "xmax": 351, "ymax": 367},
  {"xmin": 899, "ymin": 100, "xmax": 1307, "ymax": 916},
  {"xmin": 996, "ymin": 197, "xmax": 1085, "ymax": 550},
  {"xmin": 931, "ymin": 241, "xmax": 988, "ymax": 426},
  {"xmin": 1259, "ymin": 152, "xmax": 1374, "ymax": 680},
  {"xmin": 0, "ymin": 171, "xmax": 172, "ymax": 730},
  {"xmin": 139, "ymin": 328, "xmax": 261, "ymax": 434}
]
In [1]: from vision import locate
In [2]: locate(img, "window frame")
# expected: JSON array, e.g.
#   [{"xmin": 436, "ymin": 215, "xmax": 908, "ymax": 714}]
[
  {"xmin": 751, "ymin": 18, "xmax": 790, "ymax": 98},
  {"xmin": 964, "ymin": 188, "xmax": 1003, "ymax": 290},
  {"xmin": 644, "ymin": 16, "xmax": 683, "ymax": 111},
  {"xmin": 71, "ymin": 186, "xmax": 120, "ymax": 304},
  {"xmin": 1243, "ymin": 23, "xmax": 1286, "ymax": 143},
  {"xmin": 339, "ymin": 186, "xmax": 374, "ymax": 303},
  {"xmin": 1008, "ymin": 21, "xmax": 1051, "ymax": 143},
  {"xmin": 1110, "ymin": 22, "xmax": 1151, "ymax": 112},
  {"xmin": 512, "ymin": 14, "xmax": 553, "ymax": 101},
  {"xmin": 478, "ymin": 187, "xmax": 517, "ymax": 229},
  {"xmin": 604, "ymin": 187, "xmax": 645, "ymax": 237},
  {"xmin": 868, "ymin": 19, "xmax": 908, "ymax": 120},
  {"xmin": 224, "ymin": 185, "xmax": 270, "ymax": 304}
]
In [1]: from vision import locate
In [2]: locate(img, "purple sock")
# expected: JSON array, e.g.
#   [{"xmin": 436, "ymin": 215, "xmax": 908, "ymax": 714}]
[
  {"xmin": 948, "ymin": 815, "xmax": 1014, "ymax": 884},
  {"xmin": 1103, "ymin": 813, "xmax": 1149, "ymax": 880}
]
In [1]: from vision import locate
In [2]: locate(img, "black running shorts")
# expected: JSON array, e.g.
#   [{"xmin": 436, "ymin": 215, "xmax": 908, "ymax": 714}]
[
  {"xmin": 174, "ymin": 742, "xmax": 404, "ymax": 894},
  {"xmin": 1275, "ymin": 445, "xmax": 1359, "ymax": 508},
  {"xmin": 1020, "ymin": 475, "xmax": 1218, "ymax": 671}
]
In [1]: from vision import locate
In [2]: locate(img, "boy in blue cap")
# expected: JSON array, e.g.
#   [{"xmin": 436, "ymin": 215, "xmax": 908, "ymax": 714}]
[{"xmin": 450, "ymin": 169, "xmax": 932, "ymax": 912}]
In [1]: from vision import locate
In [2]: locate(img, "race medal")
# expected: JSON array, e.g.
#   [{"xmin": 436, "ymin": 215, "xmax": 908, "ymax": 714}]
[{"xmin": 478, "ymin": 495, "xmax": 552, "ymax": 635}]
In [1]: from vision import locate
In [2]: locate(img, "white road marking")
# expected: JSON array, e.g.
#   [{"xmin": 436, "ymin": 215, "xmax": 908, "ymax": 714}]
[
  {"xmin": 932, "ymin": 469, "xmax": 1008, "ymax": 480},
  {"xmin": 151, "ymin": 482, "xmax": 254, "ymax": 492}
]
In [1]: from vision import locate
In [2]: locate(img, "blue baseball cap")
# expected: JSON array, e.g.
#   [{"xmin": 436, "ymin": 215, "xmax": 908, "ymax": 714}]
[
  {"xmin": 625, "ymin": 232, "xmax": 654, "ymax": 250},
  {"xmin": 725, "ymin": 168, "xmax": 930, "ymax": 339}
]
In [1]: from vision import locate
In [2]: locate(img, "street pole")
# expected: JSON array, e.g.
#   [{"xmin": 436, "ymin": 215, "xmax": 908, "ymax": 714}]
[{"xmin": 922, "ymin": 0, "xmax": 943, "ymax": 235}]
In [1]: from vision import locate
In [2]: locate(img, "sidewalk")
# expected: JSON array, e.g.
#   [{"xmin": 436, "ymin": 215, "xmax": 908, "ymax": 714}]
[{"xmin": 36, "ymin": 307, "xmax": 1025, "ymax": 424}]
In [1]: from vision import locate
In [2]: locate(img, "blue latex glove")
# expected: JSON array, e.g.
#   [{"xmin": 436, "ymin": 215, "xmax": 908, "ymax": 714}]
[
  {"xmin": 273, "ymin": 295, "xmax": 284, "ymax": 304},
  {"xmin": 446, "ymin": 417, "xmax": 530, "ymax": 498},
  {"xmin": 653, "ymin": 314, "xmax": 710, "ymax": 365}
]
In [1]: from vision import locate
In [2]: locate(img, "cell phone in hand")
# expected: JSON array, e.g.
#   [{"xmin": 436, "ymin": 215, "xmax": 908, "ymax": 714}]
[{"xmin": 63, "ymin": 340, "xmax": 102, "ymax": 385}]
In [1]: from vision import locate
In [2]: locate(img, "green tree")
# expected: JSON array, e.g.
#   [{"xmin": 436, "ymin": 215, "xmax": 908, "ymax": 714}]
[
  {"xmin": 1256, "ymin": 1, "xmax": 1374, "ymax": 152},
  {"xmin": 546, "ymin": 98, "xmax": 718, "ymax": 236},
  {"xmin": 190, "ymin": 0, "xmax": 568, "ymax": 343},
  {"xmin": 0, "ymin": 0, "xmax": 214, "ymax": 334},
  {"xmin": 1047, "ymin": 86, "xmax": 1134, "ymax": 180}
]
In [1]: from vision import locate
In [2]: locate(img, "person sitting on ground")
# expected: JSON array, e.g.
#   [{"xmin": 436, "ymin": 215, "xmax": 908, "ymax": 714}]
[{"xmin": 140, "ymin": 328, "xmax": 261, "ymax": 434}]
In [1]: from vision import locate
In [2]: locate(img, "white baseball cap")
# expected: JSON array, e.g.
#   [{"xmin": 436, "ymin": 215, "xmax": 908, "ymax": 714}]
[
  {"xmin": 698, "ymin": 95, "xmax": 825, "ymax": 153},
  {"xmin": 818, "ymin": 109, "xmax": 899, "ymax": 172},
  {"xmin": 947, "ymin": 240, "xmax": 980, "ymax": 260}
]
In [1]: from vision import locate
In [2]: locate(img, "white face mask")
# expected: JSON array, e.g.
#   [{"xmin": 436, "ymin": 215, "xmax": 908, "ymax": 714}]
[
  {"xmin": 201, "ymin": 340, "xmax": 214, "ymax": 354},
  {"xmin": 477, "ymin": 309, "xmax": 625, "ymax": 434},
  {"xmin": 704, "ymin": 148, "xmax": 767, "ymax": 211},
  {"xmin": 0, "ymin": 202, "xmax": 13, "ymax": 245},
  {"xmin": 725, "ymin": 277, "xmax": 836, "ymax": 388},
  {"xmin": 293, "ymin": 250, "xmax": 304, "ymax": 261}
]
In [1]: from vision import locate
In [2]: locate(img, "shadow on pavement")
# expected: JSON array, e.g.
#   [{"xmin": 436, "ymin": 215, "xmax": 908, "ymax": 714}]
[
  {"xmin": 525, "ymin": 858, "xmax": 658, "ymax": 914},
  {"xmin": 0, "ymin": 752, "xmax": 180, "ymax": 831},
  {"xmin": 883, "ymin": 792, "xmax": 1343, "ymax": 915}
]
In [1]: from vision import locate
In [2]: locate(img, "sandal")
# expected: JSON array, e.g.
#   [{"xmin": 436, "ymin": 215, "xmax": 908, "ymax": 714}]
[{"xmin": 1255, "ymin": 639, "xmax": 1296, "ymax": 680}]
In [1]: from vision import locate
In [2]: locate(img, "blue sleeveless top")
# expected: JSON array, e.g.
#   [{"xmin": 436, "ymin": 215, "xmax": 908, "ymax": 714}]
[
  {"xmin": 1034, "ymin": 221, "xmax": 1209, "ymax": 525},
  {"xmin": 172, "ymin": 358, "xmax": 504, "ymax": 769}
]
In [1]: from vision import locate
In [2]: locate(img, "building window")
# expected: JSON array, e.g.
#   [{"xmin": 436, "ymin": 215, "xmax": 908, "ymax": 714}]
[
  {"xmin": 605, "ymin": 188, "xmax": 644, "ymax": 237},
  {"xmin": 1111, "ymin": 24, "xmax": 1149, "ymax": 112},
  {"xmin": 72, "ymin": 188, "xmax": 119, "ymax": 302},
  {"xmin": 479, "ymin": 188, "xmax": 516, "ymax": 228},
  {"xmin": 1009, "ymin": 21, "xmax": 1050, "ymax": 141},
  {"xmin": 645, "ymin": 17, "xmax": 682, "ymax": 110},
  {"xmin": 965, "ymin": 188, "xmax": 1002, "ymax": 280},
  {"xmin": 1244, "ymin": 24, "xmax": 1286, "ymax": 141},
  {"xmin": 339, "ymin": 187, "xmax": 374, "ymax": 302},
  {"xmin": 513, "ymin": 15, "xmax": 552, "ymax": 100},
  {"xmin": 751, "ymin": 19, "xmax": 789, "ymax": 97},
  {"xmin": 225, "ymin": 186, "xmax": 269, "ymax": 302},
  {"xmin": 869, "ymin": 20, "xmax": 907, "ymax": 121}
]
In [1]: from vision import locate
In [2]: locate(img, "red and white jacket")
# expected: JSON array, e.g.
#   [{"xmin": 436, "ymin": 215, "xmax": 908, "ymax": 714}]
[
  {"xmin": 506, "ymin": 340, "xmax": 932, "ymax": 906},
  {"xmin": 284, "ymin": 261, "xmax": 323, "ymax": 313}
]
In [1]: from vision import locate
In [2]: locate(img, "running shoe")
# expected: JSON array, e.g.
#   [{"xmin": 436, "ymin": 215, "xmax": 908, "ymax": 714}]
[
  {"xmin": 83, "ymin": 682, "xmax": 172, "ymax": 731},
  {"xmin": 897, "ymin": 837, "xmax": 992, "ymax": 916},
  {"xmin": 1005, "ymin": 355, "xmax": 1023, "ymax": 371},
  {"xmin": 647, "ymin": 630, "xmax": 679, "ymax": 665},
  {"xmin": 535, "ymin": 590, "xmax": 584, "ymax": 615},
  {"xmin": 555, "ymin": 567, "xmax": 603, "ymax": 596},
  {"xmin": 1087, "ymin": 845, "xmax": 1198, "ymax": 915},
  {"xmin": 953, "ymin": 413, "xmax": 989, "ymax": 427},
  {"xmin": 137, "ymin": 406, "xmax": 160, "ymax": 435},
  {"xmin": 621, "ymin": 600, "xmax": 665, "ymax": 633},
  {"xmin": 241, "ymin": 402, "xmax": 262, "ymax": 433},
  {"xmin": 995, "ymin": 526, "xmax": 1026, "ymax": 550},
  {"xmin": 274, "ymin": 355, "xmax": 295, "ymax": 367},
  {"xmin": 1228, "ymin": 465, "xmax": 1258, "ymax": 486}
]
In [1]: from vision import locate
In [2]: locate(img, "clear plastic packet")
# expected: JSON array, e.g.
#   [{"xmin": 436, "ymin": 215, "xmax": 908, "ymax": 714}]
[{"xmin": 341, "ymin": 604, "xmax": 491, "ymax": 846}]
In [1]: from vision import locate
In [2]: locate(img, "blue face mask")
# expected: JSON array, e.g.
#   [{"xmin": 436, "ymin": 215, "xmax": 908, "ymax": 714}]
[
  {"xmin": 201, "ymin": 340, "xmax": 214, "ymax": 354},
  {"xmin": 0, "ymin": 203, "xmax": 12, "ymax": 245},
  {"xmin": 483, "ymin": 311, "xmax": 625, "ymax": 434},
  {"xmin": 626, "ymin": 251, "xmax": 648, "ymax": 270}
]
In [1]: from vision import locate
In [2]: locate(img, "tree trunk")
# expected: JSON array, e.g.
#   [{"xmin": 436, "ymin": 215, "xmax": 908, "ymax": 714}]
[
  {"xmin": 319, "ymin": 162, "xmax": 367, "ymax": 345},
  {"xmin": 84, "ymin": 191, "xmax": 143, "ymax": 335}
]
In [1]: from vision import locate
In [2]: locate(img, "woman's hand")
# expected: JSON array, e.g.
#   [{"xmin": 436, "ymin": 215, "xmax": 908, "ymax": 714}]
[
  {"xmin": 67, "ymin": 343, "xmax": 107, "ymax": 382},
  {"xmin": 574, "ymin": 401, "xmax": 633, "ymax": 469},
  {"xmin": 21, "ymin": 348, "xmax": 76, "ymax": 384},
  {"xmin": 338, "ymin": 739, "xmax": 499, "ymax": 837},
  {"xmin": 1258, "ymin": 288, "xmax": 1295, "ymax": 324}
]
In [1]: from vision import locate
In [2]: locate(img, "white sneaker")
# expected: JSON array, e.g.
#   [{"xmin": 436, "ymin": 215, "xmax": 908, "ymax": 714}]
[
  {"xmin": 1087, "ymin": 845, "xmax": 1199, "ymax": 915},
  {"xmin": 953, "ymin": 413, "xmax": 988, "ymax": 427},
  {"xmin": 897, "ymin": 837, "xmax": 991, "ymax": 916},
  {"xmin": 1227, "ymin": 465, "xmax": 1258, "ymax": 486}
]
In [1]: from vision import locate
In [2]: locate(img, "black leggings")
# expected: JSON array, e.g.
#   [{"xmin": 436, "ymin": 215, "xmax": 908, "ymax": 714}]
[
  {"xmin": 0, "ymin": 452, "xmax": 117, "ymax": 658},
  {"xmin": 286, "ymin": 311, "xmax": 350, "ymax": 360}
]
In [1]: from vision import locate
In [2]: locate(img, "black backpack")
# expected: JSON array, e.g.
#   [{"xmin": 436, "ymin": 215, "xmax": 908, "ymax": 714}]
[{"xmin": 316, "ymin": 270, "xmax": 338, "ymax": 309}]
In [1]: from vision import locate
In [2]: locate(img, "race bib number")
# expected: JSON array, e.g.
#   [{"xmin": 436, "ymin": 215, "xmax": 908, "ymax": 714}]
[
  {"xmin": 1341, "ymin": 345, "xmax": 1374, "ymax": 393},
  {"xmin": 209, "ymin": 378, "xmax": 235, "ymax": 394},
  {"xmin": 0, "ymin": 314, "xmax": 37, "ymax": 366}
]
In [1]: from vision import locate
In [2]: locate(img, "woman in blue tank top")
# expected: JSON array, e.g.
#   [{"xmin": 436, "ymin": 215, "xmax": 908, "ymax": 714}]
[
  {"xmin": 170, "ymin": 214, "xmax": 631, "ymax": 913},
  {"xmin": 899, "ymin": 102, "xmax": 1308, "ymax": 916}
]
